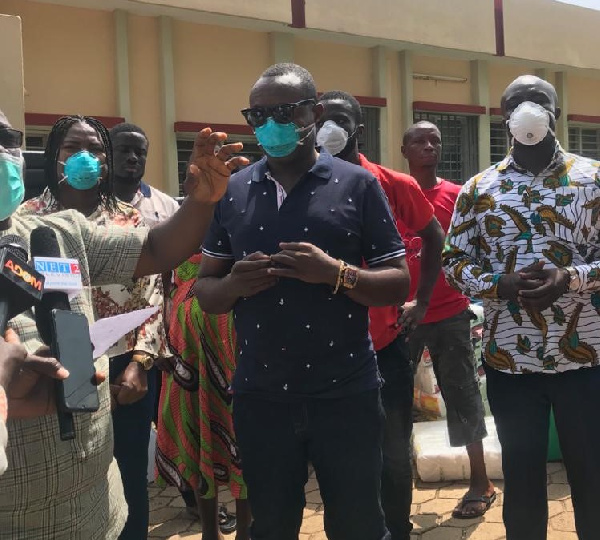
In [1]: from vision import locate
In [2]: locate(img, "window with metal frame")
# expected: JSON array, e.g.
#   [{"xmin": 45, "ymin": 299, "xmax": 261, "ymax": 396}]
[
  {"xmin": 176, "ymin": 134, "xmax": 263, "ymax": 196},
  {"xmin": 360, "ymin": 106, "xmax": 381, "ymax": 164},
  {"xmin": 490, "ymin": 119, "xmax": 509, "ymax": 165},
  {"xmin": 24, "ymin": 128, "xmax": 49, "ymax": 152},
  {"xmin": 568, "ymin": 126, "xmax": 600, "ymax": 160},
  {"xmin": 413, "ymin": 111, "xmax": 478, "ymax": 184}
]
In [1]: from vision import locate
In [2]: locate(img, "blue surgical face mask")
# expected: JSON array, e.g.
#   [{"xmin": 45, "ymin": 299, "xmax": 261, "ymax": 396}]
[
  {"xmin": 0, "ymin": 151, "xmax": 25, "ymax": 221},
  {"xmin": 254, "ymin": 118, "xmax": 314, "ymax": 158},
  {"xmin": 60, "ymin": 150, "xmax": 102, "ymax": 190}
]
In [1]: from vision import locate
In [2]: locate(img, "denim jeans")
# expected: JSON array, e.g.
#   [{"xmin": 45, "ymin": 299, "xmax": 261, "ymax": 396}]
[
  {"xmin": 233, "ymin": 389, "xmax": 390, "ymax": 540},
  {"xmin": 486, "ymin": 363, "xmax": 600, "ymax": 540},
  {"xmin": 110, "ymin": 352, "xmax": 157, "ymax": 540},
  {"xmin": 377, "ymin": 334, "xmax": 415, "ymax": 540}
]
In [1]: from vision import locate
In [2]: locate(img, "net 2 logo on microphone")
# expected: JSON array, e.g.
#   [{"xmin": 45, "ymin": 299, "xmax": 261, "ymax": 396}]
[{"xmin": 34, "ymin": 257, "xmax": 83, "ymax": 293}]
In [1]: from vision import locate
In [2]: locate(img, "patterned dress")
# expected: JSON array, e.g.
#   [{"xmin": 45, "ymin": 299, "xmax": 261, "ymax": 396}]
[{"xmin": 156, "ymin": 253, "xmax": 247, "ymax": 500}]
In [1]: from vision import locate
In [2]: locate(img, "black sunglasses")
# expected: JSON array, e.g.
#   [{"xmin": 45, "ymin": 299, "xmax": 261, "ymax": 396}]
[
  {"xmin": 241, "ymin": 99, "xmax": 316, "ymax": 128},
  {"xmin": 0, "ymin": 128, "xmax": 23, "ymax": 149}
]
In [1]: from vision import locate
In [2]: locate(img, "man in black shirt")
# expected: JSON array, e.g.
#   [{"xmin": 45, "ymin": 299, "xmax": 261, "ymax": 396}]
[{"xmin": 195, "ymin": 63, "xmax": 409, "ymax": 540}]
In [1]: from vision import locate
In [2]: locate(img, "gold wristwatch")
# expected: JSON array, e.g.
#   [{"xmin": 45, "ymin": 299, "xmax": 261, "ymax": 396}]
[{"xmin": 133, "ymin": 353, "xmax": 155, "ymax": 371}]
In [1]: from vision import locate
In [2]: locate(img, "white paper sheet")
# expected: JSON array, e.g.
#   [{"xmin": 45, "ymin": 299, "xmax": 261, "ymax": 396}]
[{"xmin": 89, "ymin": 307, "xmax": 159, "ymax": 359}]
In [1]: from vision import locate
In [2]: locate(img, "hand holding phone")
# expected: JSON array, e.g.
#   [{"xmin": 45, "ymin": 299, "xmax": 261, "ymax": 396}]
[{"xmin": 51, "ymin": 310, "xmax": 99, "ymax": 413}]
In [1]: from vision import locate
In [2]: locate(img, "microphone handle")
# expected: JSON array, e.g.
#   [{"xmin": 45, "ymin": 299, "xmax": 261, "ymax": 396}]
[{"xmin": 0, "ymin": 302, "xmax": 8, "ymax": 336}]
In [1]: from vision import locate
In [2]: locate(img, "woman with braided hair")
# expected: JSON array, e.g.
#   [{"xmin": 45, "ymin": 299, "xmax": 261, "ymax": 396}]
[{"xmin": 18, "ymin": 115, "xmax": 169, "ymax": 540}]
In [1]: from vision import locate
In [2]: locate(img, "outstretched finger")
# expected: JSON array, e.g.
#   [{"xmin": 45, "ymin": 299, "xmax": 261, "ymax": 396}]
[
  {"xmin": 518, "ymin": 284, "xmax": 552, "ymax": 298},
  {"xmin": 270, "ymin": 253, "xmax": 298, "ymax": 268},
  {"xmin": 23, "ymin": 354, "xmax": 69, "ymax": 380},
  {"xmin": 244, "ymin": 251, "xmax": 270, "ymax": 261},
  {"xmin": 216, "ymin": 142, "xmax": 244, "ymax": 161},
  {"xmin": 191, "ymin": 128, "xmax": 227, "ymax": 160},
  {"xmin": 4, "ymin": 328, "xmax": 20, "ymax": 344},
  {"xmin": 267, "ymin": 267, "xmax": 301, "ymax": 279},
  {"xmin": 226, "ymin": 156, "xmax": 251, "ymax": 171}
]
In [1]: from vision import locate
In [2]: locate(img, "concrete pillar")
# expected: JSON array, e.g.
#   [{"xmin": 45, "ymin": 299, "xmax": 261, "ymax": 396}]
[
  {"xmin": 555, "ymin": 71, "xmax": 569, "ymax": 150},
  {"xmin": 269, "ymin": 32, "xmax": 294, "ymax": 65},
  {"xmin": 471, "ymin": 60, "xmax": 491, "ymax": 170},
  {"xmin": 398, "ymin": 50, "xmax": 413, "ymax": 172},
  {"xmin": 158, "ymin": 16, "xmax": 179, "ymax": 196},
  {"xmin": 114, "ymin": 10, "xmax": 131, "ymax": 121},
  {"xmin": 0, "ymin": 15, "xmax": 25, "ymax": 133},
  {"xmin": 372, "ymin": 46, "xmax": 390, "ymax": 167}
]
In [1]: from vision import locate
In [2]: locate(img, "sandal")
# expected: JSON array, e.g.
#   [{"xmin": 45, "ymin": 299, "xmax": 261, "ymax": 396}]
[
  {"xmin": 218, "ymin": 506, "xmax": 237, "ymax": 534},
  {"xmin": 451, "ymin": 491, "xmax": 496, "ymax": 519}
]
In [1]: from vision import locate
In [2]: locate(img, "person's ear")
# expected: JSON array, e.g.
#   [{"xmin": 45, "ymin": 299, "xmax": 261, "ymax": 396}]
[
  {"xmin": 313, "ymin": 102, "xmax": 324, "ymax": 124},
  {"xmin": 356, "ymin": 124, "xmax": 365, "ymax": 137},
  {"xmin": 554, "ymin": 107, "xmax": 562, "ymax": 121}
]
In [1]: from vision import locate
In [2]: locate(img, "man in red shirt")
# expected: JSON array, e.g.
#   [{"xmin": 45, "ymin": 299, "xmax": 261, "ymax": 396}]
[
  {"xmin": 401, "ymin": 121, "xmax": 495, "ymax": 518},
  {"xmin": 318, "ymin": 92, "xmax": 445, "ymax": 540}
]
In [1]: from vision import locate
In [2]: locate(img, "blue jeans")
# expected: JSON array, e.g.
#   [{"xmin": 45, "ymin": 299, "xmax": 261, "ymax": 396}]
[
  {"xmin": 377, "ymin": 334, "xmax": 414, "ymax": 540},
  {"xmin": 486, "ymin": 364, "xmax": 600, "ymax": 540},
  {"xmin": 110, "ymin": 353, "xmax": 157, "ymax": 540},
  {"xmin": 233, "ymin": 389, "xmax": 390, "ymax": 540}
]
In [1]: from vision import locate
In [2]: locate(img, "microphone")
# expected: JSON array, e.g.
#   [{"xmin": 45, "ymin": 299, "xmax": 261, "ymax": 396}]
[
  {"xmin": 30, "ymin": 226, "xmax": 75, "ymax": 440},
  {"xmin": 30, "ymin": 228, "xmax": 71, "ymax": 345},
  {"xmin": 0, "ymin": 234, "xmax": 44, "ymax": 334}
]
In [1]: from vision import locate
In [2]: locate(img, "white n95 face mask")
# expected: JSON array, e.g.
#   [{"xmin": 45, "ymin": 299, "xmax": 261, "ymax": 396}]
[
  {"xmin": 316, "ymin": 120, "xmax": 349, "ymax": 156},
  {"xmin": 508, "ymin": 101, "xmax": 555, "ymax": 146}
]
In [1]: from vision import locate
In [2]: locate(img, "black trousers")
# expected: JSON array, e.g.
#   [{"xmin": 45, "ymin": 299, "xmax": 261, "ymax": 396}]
[
  {"xmin": 377, "ymin": 335, "xmax": 415, "ymax": 540},
  {"xmin": 233, "ymin": 389, "xmax": 390, "ymax": 540},
  {"xmin": 486, "ymin": 364, "xmax": 600, "ymax": 540},
  {"xmin": 111, "ymin": 353, "xmax": 157, "ymax": 540}
]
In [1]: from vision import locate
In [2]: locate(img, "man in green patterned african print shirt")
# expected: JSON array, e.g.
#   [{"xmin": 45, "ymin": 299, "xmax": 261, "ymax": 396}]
[{"xmin": 444, "ymin": 75, "xmax": 600, "ymax": 540}]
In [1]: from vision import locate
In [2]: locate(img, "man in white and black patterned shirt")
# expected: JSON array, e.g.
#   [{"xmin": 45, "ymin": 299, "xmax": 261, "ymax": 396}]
[{"xmin": 444, "ymin": 76, "xmax": 600, "ymax": 540}]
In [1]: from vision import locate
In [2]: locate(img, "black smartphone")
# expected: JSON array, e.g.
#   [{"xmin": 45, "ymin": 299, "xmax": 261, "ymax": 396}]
[{"xmin": 51, "ymin": 309, "xmax": 99, "ymax": 413}]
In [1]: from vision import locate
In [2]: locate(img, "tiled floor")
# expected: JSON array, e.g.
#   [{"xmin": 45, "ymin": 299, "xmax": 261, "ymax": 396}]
[{"xmin": 148, "ymin": 462, "xmax": 575, "ymax": 539}]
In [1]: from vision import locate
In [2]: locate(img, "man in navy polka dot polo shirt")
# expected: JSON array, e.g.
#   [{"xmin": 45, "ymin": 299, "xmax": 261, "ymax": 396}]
[{"xmin": 195, "ymin": 63, "xmax": 409, "ymax": 540}]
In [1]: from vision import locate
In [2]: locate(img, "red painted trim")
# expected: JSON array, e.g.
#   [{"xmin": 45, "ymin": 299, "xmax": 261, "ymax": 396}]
[
  {"xmin": 174, "ymin": 121, "xmax": 254, "ymax": 135},
  {"xmin": 354, "ymin": 95, "xmax": 387, "ymax": 107},
  {"xmin": 490, "ymin": 107, "xmax": 503, "ymax": 116},
  {"xmin": 290, "ymin": 0, "xmax": 306, "ymax": 28},
  {"xmin": 567, "ymin": 114, "xmax": 600, "ymax": 125},
  {"xmin": 317, "ymin": 92, "xmax": 387, "ymax": 107},
  {"xmin": 25, "ymin": 112, "xmax": 125, "ymax": 128},
  {"xmin": 494, "ymin": 0, "xmax": 505, "ymax": 57},
  {"xmin": 412, "ymin": 101, "xmax": 486, "ymax": 115}
]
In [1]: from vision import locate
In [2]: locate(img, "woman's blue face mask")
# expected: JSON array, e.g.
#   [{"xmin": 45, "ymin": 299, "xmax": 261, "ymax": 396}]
[{"xmin": 59, "ymin": 150, "xmax": 102, "ymax": 191}]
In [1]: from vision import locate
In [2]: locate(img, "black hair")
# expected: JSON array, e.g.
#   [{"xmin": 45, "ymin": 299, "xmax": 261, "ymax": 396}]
[
  {"xmin": 318, "ymin": 90, "xmax": 363, "ymax": 124},
  {"xmin": 109, "ymin": 122, "xmax": 148, "ymax": 144},
  {"xmin": 259, "ymin": 63, "xmax": 317, "ymax": 99},
  {"xmin": 402, "ymin": 121, "xmax": 441, "ymax": 145},
  {"xmin": 44, "ymin": 115, "xmax": 118, "ymax": 214}
]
